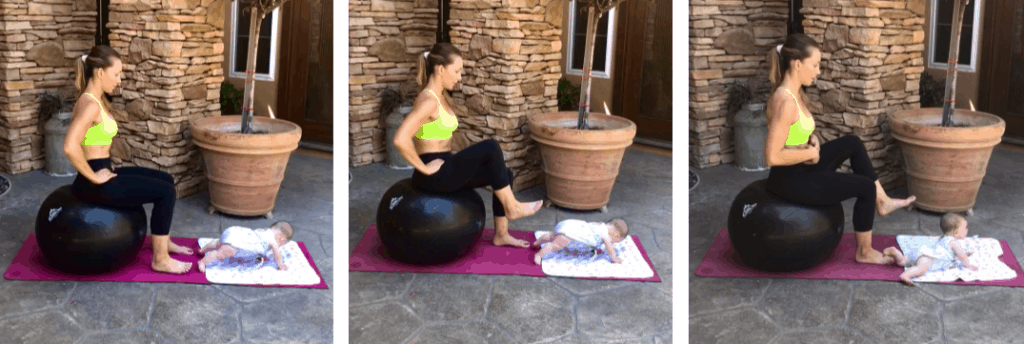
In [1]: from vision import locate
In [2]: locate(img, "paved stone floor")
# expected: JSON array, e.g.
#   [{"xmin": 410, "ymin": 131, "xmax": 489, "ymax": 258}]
[
  {"xmin": 349, "ymin": 147, "xmax": 673, "ymax": 344},
  {"xmin": 690, "ymin": 145, "xmax": 1024, "ymax": 344},
  {"xmin": 0, "ymin": 150, "xmax": 333, "ymax": 344}
]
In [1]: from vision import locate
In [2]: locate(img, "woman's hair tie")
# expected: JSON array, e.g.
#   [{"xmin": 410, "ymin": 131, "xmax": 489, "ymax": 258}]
[
  {"xmin": 776, "ymin": 45, "xmax": 782, "ymax": 54},
  {"xmin": 81, "ymin": 54, "xmax": 88, "ymax": 62}
]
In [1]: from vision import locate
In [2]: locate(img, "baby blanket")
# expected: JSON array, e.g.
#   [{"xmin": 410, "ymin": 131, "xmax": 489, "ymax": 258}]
[
  {"xmin": 198, "ymin": 238, "xmax": 321, "ymax": 286},
  {"xmin": 535, "ymin": 232, "xmax": 655, "ymax": 279},
  {"xmin": 896, "ymin": 235, "xmax": 1018, "ymax": 283}
]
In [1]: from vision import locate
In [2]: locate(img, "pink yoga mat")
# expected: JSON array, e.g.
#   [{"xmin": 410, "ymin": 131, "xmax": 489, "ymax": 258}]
[
  {"xmin": 695, "ymin": 228, "xmax": 1024, "ymax": 287},
  {"xmin": 349, "ymin": 224, "xmax": 661, "ymax": 282},
  {"xmin": 3, "ymin": 233, "xmax": 329, "ymax": 289}
]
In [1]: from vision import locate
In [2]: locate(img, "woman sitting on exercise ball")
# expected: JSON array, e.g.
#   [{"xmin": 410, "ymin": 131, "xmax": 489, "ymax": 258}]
[
  {"xmin": 763, "ymin": 34, "xmax": 916, "ymax": 264},
  {"xmin": 63, "ymin": 45, "xmax": 193, "ymax": 274},
  {"xmin": 392, "ymin": 42, "xmax": 543, "ymax": 248}
]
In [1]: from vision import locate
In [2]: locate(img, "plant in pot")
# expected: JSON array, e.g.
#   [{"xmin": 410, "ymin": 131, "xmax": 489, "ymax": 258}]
[
  {"xmin": 220, "ymin": 82, "xmax": 243, "ymax": 115},
  {"xmin": 190, "ymin": 0, "xmax": 302, "ymax": 218},
  {"xmin": 380, "ymin": 84, "xmax": 417, "ymax": 169},
  {"xmin": 39, "ymin": 89, "xmax": 77, "ymax": 177},
  {"xmin": 557, "ymin": 77, "xmax": 581, "ymax": 111},
  {"xmin": 890, "ymin": 0, "xmax": 1003, "ymax": 215},
  {"xmin": 727, "ymin": 79, "xmax": 770, "ymax": 172},
  {"xmin": 528, "ymin": 0, "xmax": 636, "ymax": 212}
]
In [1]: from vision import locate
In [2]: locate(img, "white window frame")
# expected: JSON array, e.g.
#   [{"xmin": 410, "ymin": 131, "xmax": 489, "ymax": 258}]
[
  {"xmin": 229, "ymin": 2, "xmax": 279, "ymax": 82},
  {"xmin": 928, "ymin": 0, "xmax": 982, "ymax": 73},
  {"xmin": 565, "ymin": 0, "xmax": 616, "ymax": 79}
]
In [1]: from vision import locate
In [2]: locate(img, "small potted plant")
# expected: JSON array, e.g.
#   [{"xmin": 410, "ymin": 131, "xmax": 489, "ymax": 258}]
[
  {"xmin": 220, "ymin": 82, "xmax": 243, "ymax": 115},
  {"xmin": 380, "ymin": 84, "xmax": 417, "ymax": 169},
  {"xmin": 39, "ymin": 89, "xmax": 77, "ymax": 177},
  {"xmin": 557, "ymin": 77, "xmax": 581, "ymax": 111},
  {"xmin": 727, "ymin": 79, "xmax": 771, "ymax": 171}
]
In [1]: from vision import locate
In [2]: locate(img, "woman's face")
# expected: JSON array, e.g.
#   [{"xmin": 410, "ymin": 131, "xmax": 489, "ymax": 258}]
[
  {"xmin": 96, "ymin": 59, "xmax": 123, "ymax": 94},
  {"xmin": 437, "ymin": 56, "xmax": 464, "ymax": 90},
  {"xmin": 793, "ymin": 48, "xmax": 821, "ymax": 86}
]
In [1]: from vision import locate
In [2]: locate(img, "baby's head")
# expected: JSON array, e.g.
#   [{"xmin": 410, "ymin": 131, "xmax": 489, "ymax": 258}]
[
  {"xmin": 940, "ymin": 213, "xmax": 967, "ymax": 238},
  {"xmin": 607, "ymin": 218, "xmax": 629, "ymax": 243},
  {"xmin": 270, "ymin": 221, "xmax": 294, "ymax": 246}
]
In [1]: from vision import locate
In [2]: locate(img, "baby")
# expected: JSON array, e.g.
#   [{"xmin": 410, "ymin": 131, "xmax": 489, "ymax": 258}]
[
  {"xmin": 883, "ymin": 213, "xmax": 977, "ymax": 286},
  {"xmin": 532, "ymin": 218, "xmax": 629, "ymax": 265},
  {"xmin": 198, "ymin": 221, "xmax": 295, "ymax": 273}
]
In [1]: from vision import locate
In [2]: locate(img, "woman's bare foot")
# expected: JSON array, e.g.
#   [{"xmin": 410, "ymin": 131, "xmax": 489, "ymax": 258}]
[
  {"xmin": 168, "ymin": 240, "xmax": 194, "ymax": 255},
  {"xmin": 505, "ymin": 200, "xmax": 543, "ymax": 221},
  {"xmin": 153, "ymin": 257, "xmax": 192, "ymax": 274},
  {"xmin": 494, "ymin": 234, "xmax": 530, "ymax": 248},
  {"xmin": 883, "ymin": 247, "xmax": 908, "ymax": 266},
  {"xmin": 899, "ymin": 273, "xmax": 916, "ymax": 286},
  {"xmin": 856, "ymin": 248, "xmax": 894, "ymax": 265},
  {"xmin": 877, "ymin": 195, "xmax": 916, "ymax": 216}
]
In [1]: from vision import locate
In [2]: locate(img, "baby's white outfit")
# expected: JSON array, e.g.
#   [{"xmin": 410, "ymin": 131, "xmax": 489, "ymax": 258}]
[
  {"xmin": 915, "ymin": 235, "xmax": 972, "ymax": 272},
  {"xmin": 220, "ymin": 226, "xmax": 277, "ymax": 260},
  {"xmin": 555, "ymin": 219, "xmax": 612, "ymax": 249}
]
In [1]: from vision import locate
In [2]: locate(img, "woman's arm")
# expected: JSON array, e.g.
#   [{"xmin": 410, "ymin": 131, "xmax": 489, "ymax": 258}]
[
  {"xmin": 764, "ymin": 97, "xmax": 819, "ymax": 167},
  {"xmin": 63, "ymin": 98, "xmax": 103, "ymax": 184},
  {"xmin": 392, "ymin": 93, "xmax": 439, "ymax": 175}
]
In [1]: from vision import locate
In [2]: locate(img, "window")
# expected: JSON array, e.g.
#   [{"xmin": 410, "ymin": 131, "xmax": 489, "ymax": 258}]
[
  {"xmin": 230, "ymin": 2, "xmax": 279, "ymax": 81},
  {"xmin": 566, "ymin": 0, "xmax": 616, "ymax": 78},
  {"xmin": 929, "ymin": 0, "xmax": 981, "ymax": 72}
]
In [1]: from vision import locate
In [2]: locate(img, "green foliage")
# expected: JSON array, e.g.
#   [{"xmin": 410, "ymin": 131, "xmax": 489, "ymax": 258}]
[
  {"xmin": 557, "ymin": 78, "xmax": 581, "ymax": 111},
  {"xmin": 920, "ymin": 72, "xmax": 946, "ymax": 108},
  {"xmin": 220, "ymin": 82, "xmax": 243, "ymax": 114}
]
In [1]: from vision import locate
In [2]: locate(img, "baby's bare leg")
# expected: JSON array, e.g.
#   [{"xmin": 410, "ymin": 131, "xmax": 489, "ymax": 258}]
[
  {"xmin": 900, "ymin": 256, "xmax": 933, "ymax": 286},
  {"xmin": 533, "ymin": 235, "xmax": 571, "ymax": 265},
  {"xmin": 198, "ymin": 245, "xmax": 238, "ymax": 273},
  {"xmin": 199, "ymin": 239, "xmax": 221, "ymax": 254},
  {"xmin": 883, "ymin": 247, "xmax": 908, "ymax": 266},
  {"xmin": 532, "ymin": 231, "xmax": 554, "ymax": 248}
]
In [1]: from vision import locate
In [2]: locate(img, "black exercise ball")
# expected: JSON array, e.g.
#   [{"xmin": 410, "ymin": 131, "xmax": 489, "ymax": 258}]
[
  {"xmin": 35, "ymin": 185, "xmax": 147, "ymax": 274},
  {"xmin": 376, "ymin": 178, "xmax": 486, "ymax": 265},
  {"xmin": 727, "ymin": 179, "xmax": 845, "ymax": 272}
]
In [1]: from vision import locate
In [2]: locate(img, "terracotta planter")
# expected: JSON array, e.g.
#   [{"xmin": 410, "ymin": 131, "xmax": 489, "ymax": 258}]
[
  {"xmin": 190, "ymin": 115, "xmax": 302, "ymax": 217},
  {"xmin": 890, "ymin": 108, "xmax": 1005, "ymax": 213},
  {"xmin": 528, "ymin": 112, "xmax": 637, "ymax": 211}
]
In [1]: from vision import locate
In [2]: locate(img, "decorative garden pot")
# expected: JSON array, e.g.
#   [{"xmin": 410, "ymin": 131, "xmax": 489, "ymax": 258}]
[
  {"xmin": 889, "ymin": 108, "xmax": 1005, "ymax": 213},
  {"xmin": 44, "ymin": 111, "xmax": 76, "ymax": 177},
  {"xmin": 190, "ymin": 115, "xmax": 302, "ymax": 217},
  {"xmin": 528, "ymin": 112, "xmax": 636, "ymax": 211}
]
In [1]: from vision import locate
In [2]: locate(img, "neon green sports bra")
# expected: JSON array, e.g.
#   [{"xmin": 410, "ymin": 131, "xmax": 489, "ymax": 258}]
[
  {"xmin": 81, "ymin": 93, "xmax": 118, "ymax": 146},
  {"xmin": 783, "ymin": 88, "xmax": 814, "ymax": 145},
  {"xmin": 415, "ymin": 90, "xmax": 458, "ymax": 140}
]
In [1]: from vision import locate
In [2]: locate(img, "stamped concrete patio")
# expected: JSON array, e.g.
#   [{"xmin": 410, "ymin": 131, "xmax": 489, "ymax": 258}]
[
  {"xmin": 689, "ymin": 144, "xmax": 1024, "ymax": 344},
  {"xmin": 0, "ymin": 149, "xmax": 333, "ymax": 344},
  {"xmin": 348, "ymin": 146, "xmax": 673, "ymax": 344}
]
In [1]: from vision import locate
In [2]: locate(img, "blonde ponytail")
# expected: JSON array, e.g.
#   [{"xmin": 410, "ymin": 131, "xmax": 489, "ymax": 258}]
[
  {"xmin": 767, "ymin": 47, "xmax": 783, "ymax": 95},
  {"xmin": 417, "ymin": 51, "xmax": 428, "ymax": 87},
  {"xmin": 74, "ymin": 56, "xmax": 87, "ymax": 96}
]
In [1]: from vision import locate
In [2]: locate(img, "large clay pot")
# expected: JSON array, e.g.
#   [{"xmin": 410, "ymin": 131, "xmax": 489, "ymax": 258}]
[
  {"xmin": 190, "ymin": 115, "xmax": 302, "ymax": 217},
  {"xmin": 528, "ymin": 112, "xmax": 636, "ymax": 210},
  {"xmin": 889, "ymin": 108, "xmax": 1005, "ymax": 213}
]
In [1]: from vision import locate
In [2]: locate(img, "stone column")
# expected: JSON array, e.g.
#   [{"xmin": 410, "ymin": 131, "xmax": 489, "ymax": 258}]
[
  {"xmin": 688, "ymin": 0, "xmax": 787, "ymax": 168},
  {"xmin": 447, "ymin": 0, "xmax": 563, "ymax": 191},
  {"xmin": 108, "ymin": 0, "xmax": 226, "ymax": 197},
  {"xmin": 0, "ymin": 0, "xmax": 94, "ymax": 174},
  {"xmin": 348, "ymin": 0, "xmax": 436, "ymax": 167},
  {"xmin": 801, "ymin": 0, "xmax": 925, "ymax": 188}
]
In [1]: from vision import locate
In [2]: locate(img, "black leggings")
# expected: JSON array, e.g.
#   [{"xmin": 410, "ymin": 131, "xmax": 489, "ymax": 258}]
[
  {"xmin": 411, "ymin": 139, "xmax": 514, "ymax": 217},
  {"xmin": 71, "ymin": 158, "xmax": 177, "ymax": 235},
  {"xmin": 766, "ymin": 135, "xmax": 878, "ymax": 232}
]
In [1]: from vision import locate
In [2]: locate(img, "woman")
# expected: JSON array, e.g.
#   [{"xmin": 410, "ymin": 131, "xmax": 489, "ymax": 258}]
[
  {"xmin": 63, "ymin": 45, "xmax": 193, "ymax": 274},
  {"xmin": 763, "ymin": 34, "xmax": 916, "ymax": 265},
  {"xmin": 393, "ymin": 42, "xmax": 543, "ymax": 248}
]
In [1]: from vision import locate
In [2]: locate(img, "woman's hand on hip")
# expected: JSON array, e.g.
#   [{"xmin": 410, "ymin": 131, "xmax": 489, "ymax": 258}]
[
  {"xmin": 423, "ymin": 159, "xmax": 444, "ymax": 175},
  {"xmin": 92, "ymin": 168, "xmax": 117, "ymax": 184}
]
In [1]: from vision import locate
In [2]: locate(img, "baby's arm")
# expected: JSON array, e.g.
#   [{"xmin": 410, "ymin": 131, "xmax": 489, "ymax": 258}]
[
  {"xmin": 603, "ymin": 238, "xmax": 622, "ymax": 264},
  {"xmin": 270, "ymin": 242, "xmax": 287, "ymax": 270},
  {"xmin": 951, "ymin": 240, "xmax": 977, "ymax": 271}
]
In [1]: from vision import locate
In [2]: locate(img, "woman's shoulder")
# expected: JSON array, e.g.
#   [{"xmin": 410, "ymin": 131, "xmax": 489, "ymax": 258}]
[{"xmin": 766, "ymin": 89, "xmax": 798, "ymax": 122}]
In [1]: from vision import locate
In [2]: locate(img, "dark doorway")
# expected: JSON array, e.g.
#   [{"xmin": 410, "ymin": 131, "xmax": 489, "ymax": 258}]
[
  {"xmin": 979, "ymin": 0, "xmax": 1024, "ymax": 140},
  {"xmin": 277, "ymin": 0, "xmax": 333, "ymax": 144},
  {"xmin": 788, "ymin": 0, "xmax": 804, "ymax": 35},
  {"xmin": 437, "ymin": 0, "xmax": 452, "ymax": 43},
  {"xmin": 612, "ymin": 0, "xmax": 672, "ymax": 144}
]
